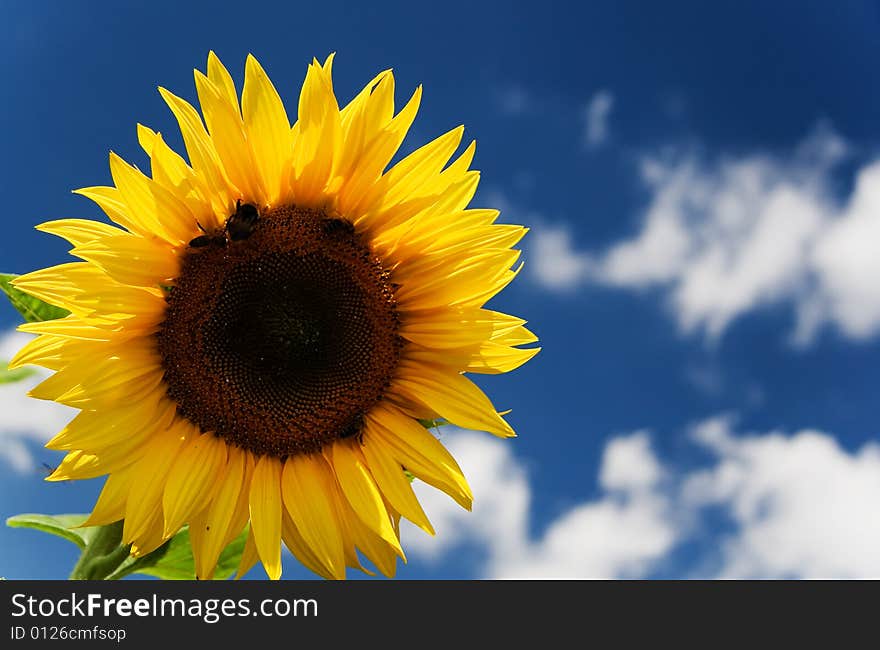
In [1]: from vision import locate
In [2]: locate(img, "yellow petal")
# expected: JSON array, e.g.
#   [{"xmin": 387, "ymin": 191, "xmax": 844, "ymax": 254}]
[
  {"xmin": 129, "ymin": 516, "xmax": 169, "ymax": 557},
  {"xmin": 158, "ymin": 87, "xmax": 234, "ymax": 216},
  {"xmin": 72, "ymin": 235, "xmax": 179, "ymax": 287},
  {"xmin": 242, "ymin": 54, "xmax": 292, "ymax": 204},
  {"xmin": 361, "ymin": 438, "xmax": 434, "ymax": 535},
  {"xmin": 122, "ymin": 421, "xmax": 191, "ymax": 543},
  {"xmin": 12, "ymin": 262, "xmax": 166, "ymax": 327},
  {"xmin": 323, "ymin": 481, "xmax": 373, "ymax": 575},
  {"xmin": 108, "ymin": 152, "xmax": 194, "ymax": 244},
  {"xmin": 364, "ymin": 404, "xmax": 472, "ymax": 510},
  {"xmin": 248, "ymin": 455, "xmax": 283, "ymax": 580},
  {"xmin": 45, "ymin": 391, "xmax": 167, "ymax": 451},
  {"xmin": 338, "ymin": 86, "xmax": 422, "ymax": 217},
  {"xmin": 162, "ymin": 433, "xmax": 227, "ymax": 536},
  {"xmin": 8, "ymin": 334, "xmax": 71, "ymax": 370},
  {"xmin": 81, "ymin": 464, "xmax": 136, "ymax": 527},
  {"xmin": 290, "ymin": 61, "xmax": 342, "ymax": 206},
  {"xmin": 73, "ymin": 186, "xmax": 139, "ymax": 235},
  {"xmin": 371, "ymin": 125, "xmax": 465, "ymax": 215},
  {"xmin": 280, "ymin": 510, "xmax": 340, "ymax": 580},
  {"xmin": 17, "ymin": 318, "xmax": 113, "ymax": 343},
  {"xmin": 329, "ymin": 441, "xmax": 404, "ymax": 556},
  {"xmin": 29, "ymin": 343, "xmax": 162, "ymax": 409},
  {"xmin": 137, "ymin": 124, "xmax": 214, "ymax": 225},
  {"xmin": 336, "ymin": 70, "xmax": 393, "ymax": 180},
  {"xmin": 464, "ymin": 342, "xmax": 541, "ymax": 374},
  {"xmin": 340, "ymin": 68, "xmax": 391, "ymax": 135},
  {"xmin": 190, "ymin": 448, "xmax": 252, "ymax": 580},
  {"xmin": 392, "ymin": 361, "xmax": 515, "ymax": 437},
  {"xmin": 206, "ymin": 51, "xmax": 240, "ymax": 114},
  {"xmin": 343, "ymin": 503, "xmax": 400, "ymax": 578},
  {"xmin": 49, "ymin": 450, "xmax": 126, "ymax": 483},
  {"xmin": 235, "ymin": 527, "xmax": 260, "ymax": 579},
  {"xmin": 360, "ymin": 71, "xmax": 395, "ymax": 142},
  {"xmin": 280, "ymin": 454, "xmax": 346, "ymax": 580},
  {"xmin": 405, "ymin": 341, "xmax": 541, "ymax": 375},
  {"xmin": 36, "ymin": 219, "xmax": 125, "ymax": 248},
  {"xmin": 394, "ymin": 249, "xmax": 521, "ymax": 310},
  {"xmin": 194, "ymin": 70, "xmax": 265, "ymax": 204},
  {"xmin": 399, "ymin": 308, "xmax": 526, "ymax": 349}
]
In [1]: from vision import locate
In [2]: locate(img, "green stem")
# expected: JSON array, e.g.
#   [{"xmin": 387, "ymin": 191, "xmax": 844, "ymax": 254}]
[{"xmin": 69, "ymin": 521, "xmax": 132, "ymax": 580}]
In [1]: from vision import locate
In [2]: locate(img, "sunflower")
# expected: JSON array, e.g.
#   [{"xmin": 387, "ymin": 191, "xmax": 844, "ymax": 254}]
[{"xmin": 9, "ymin": 53, "xmax": 538, "ymax": 580}]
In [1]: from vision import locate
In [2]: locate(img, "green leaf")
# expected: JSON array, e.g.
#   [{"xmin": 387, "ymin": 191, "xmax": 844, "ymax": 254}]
[
  {"xmin": 6, "ymin": 513, "xmax": 96, "ymax": 550},
  {"xmin": 0, "ymin": 362, "xmax": 36, "ymax": 384},
  {"xmin": 418, "ymin": 418, "xmax": 448, "ymax": 430},
  {"xmin": 8, "ymin": 514, "xmax": 248, "ymax": 581},
  {"xmin": 0, "ymin": 273, "xmax": 70, "ymax": 323},
  {"xmin": 108, "ymin": 525, "xmax": 249, "ymax": 581}
]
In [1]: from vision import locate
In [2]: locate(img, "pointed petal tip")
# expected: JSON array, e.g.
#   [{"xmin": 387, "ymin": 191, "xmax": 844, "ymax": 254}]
[
  {"xmin": 263, "ymin": 562, "xmax": 281, "ymax": 580},
  {"xmin": 418, "ymin": 521, "xmax": 437, "ymax": 537},
  {"xmin": 195, "ymin": 567, "xmax": 217, "ymax": 581},
  {"xmin": 5, "ymin": 358, "xmax": 23, "ymax": 371}
]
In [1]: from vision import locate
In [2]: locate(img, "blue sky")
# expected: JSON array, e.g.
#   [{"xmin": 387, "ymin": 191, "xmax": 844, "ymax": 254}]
[{"xmin": 2, "ymin": 0, "xmax": 880, "ymax": 579}]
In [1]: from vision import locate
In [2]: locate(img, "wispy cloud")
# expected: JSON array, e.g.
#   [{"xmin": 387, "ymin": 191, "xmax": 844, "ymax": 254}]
[
  {"xmin": 403, "ymin": 418, "xmax": 880, "ymax": 579},
  {"xmin": 530, "ymin": 124, "xmax": 880, "ymax": 345},
  {"xmin": 584, "ymin": 90, "xmax": 614, "ymax": 149},
  {"xmin": 496, "ymin": 85, "xmax": 531, "ymax": 116},
  {"xmin": 529, "ymin": 225, "xmax": 595, "ymax": 291}
]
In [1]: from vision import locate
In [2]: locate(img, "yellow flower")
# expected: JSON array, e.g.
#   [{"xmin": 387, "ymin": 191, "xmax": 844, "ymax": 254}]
[{"xmin": 10, "ymin": 53, "xmax": 538, "ymax": 579}]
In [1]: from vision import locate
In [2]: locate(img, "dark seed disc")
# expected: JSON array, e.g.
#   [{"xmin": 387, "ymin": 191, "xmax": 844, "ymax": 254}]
[{"xmin": 157, "ymin": 206, "xmax": 401, "ymax": 458}]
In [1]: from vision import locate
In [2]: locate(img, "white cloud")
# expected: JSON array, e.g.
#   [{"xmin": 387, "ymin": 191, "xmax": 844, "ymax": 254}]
[
  {"xmin": 529, "ymin": 225, "xmax": 595, "ymax": 291},
  {"xmin": 684, "ymin": 416, "xmax": 880, "ymax": 579},
  {"xmin": 584, "ymin": 90, "xmax": 614, "ymax": 149},
  {"xmin": 530, "ymin": 124, "xmax": 880, "ymax": 344},
  {"xmin": 598, "ymin": 431, "xmax": 665, "ymax": 491},
  {"xmin": 807, "ymin": 163, "xmax": 880, "ymax": 341},
  {"xmin": 403, "ymin": 430, "xmax": 679, "ymax": 579},
  {"xmin": 404, "ymin": 418, "xmax": 880, "ymax": 579},
  {"xmin": 0, "ymin": 330, "xmax": 73, "ymax": 473}
]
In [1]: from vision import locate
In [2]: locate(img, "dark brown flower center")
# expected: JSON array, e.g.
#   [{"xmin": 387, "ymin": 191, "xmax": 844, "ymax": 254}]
[{"xmin": 156, "ymin": 205, "xmax": 402, "ymax": 458}]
